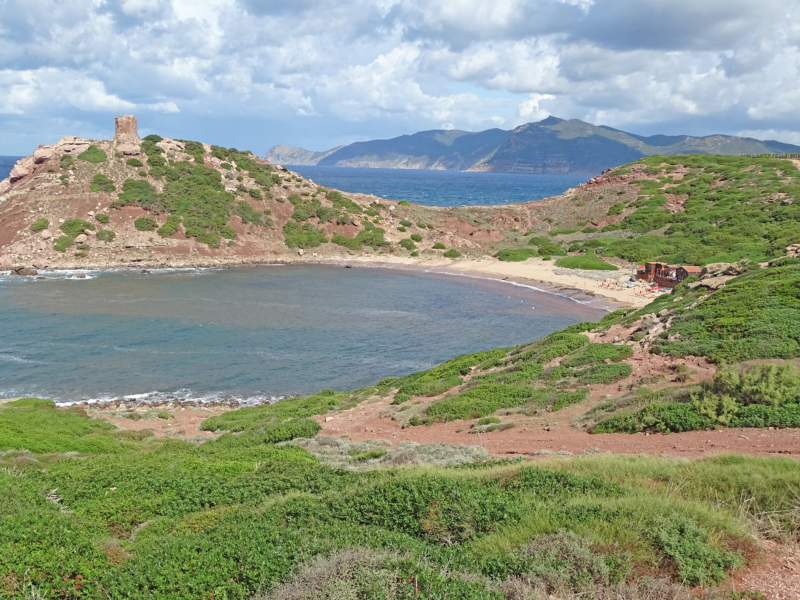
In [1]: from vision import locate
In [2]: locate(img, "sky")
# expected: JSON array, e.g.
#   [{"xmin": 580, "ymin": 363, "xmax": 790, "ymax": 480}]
[{"xmin": 1, "ymin": 0, "xmax": 799, "ymax": 155}]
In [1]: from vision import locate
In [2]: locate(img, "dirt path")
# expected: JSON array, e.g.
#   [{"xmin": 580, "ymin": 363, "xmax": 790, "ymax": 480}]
[{"xmin": 313, "ymin": 396, "xmax": 800, "ymax": 459}]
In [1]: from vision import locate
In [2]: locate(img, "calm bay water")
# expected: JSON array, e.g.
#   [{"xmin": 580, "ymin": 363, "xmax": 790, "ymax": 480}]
[
  {"xmin": 0, "ymin": 265, "xmax": 606, "ymax": 403},
  {"xmin": 287, "ymin": 166, "xmax": 589, "ymax": 206}
]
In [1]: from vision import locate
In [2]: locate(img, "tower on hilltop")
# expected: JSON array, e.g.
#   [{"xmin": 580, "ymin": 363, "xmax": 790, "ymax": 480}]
[{"xmin": 114, "ymin": 115, "xmax": 141, "ymax": 144}]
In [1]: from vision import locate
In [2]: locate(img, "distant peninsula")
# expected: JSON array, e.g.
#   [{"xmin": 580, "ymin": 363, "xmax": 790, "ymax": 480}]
[{"xmin": 264, "ymin": 116, "xmax": 800, "ymax": 174}]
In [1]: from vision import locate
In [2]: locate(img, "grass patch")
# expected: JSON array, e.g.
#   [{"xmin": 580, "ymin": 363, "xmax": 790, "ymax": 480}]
[
  {"xmin": 30, "ymin": 218, "xmax": 49, "ymax": 233},
  {"xmin": 556, "ymin": 255, "xmax": 619, "ymax": 271},
  {"xmin": 77, "ymin": 145, "xmax": 107, "ymax": 164}
]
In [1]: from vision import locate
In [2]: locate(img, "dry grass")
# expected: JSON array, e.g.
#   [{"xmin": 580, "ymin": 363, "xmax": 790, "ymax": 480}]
[{"xmin": 283, "ymin": 436, "xmax": 492, "ymax": 470}]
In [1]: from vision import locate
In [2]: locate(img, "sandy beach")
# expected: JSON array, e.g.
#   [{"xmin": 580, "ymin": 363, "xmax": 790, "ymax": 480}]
[{"xmin": 315, "ymin": 254, "xmax": 647, "ymax": 309}]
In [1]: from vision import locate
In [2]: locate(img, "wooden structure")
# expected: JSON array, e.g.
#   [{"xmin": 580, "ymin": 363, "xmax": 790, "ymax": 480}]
[{"xmin": 636, "ymin": 262, "xmax": 701, "ymax": 288}]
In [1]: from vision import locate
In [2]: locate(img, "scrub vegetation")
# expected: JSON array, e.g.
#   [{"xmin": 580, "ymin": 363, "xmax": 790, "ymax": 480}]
[
  {"xmin": 594, "ymin": 155, "xmax": 800, "ymax": 265},
  {"xmin": 5, "ymin": 394, "xmax": 796, "ymax": 599}
]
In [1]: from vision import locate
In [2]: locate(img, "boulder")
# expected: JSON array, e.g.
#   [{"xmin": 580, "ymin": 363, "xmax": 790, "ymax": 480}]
[
  {"xmin": 33, "ymin": 260, "xmax": 49, "ymax": 270},
  {"xmin": 0, "ymin": 179, "xmax": 10, "ymax": 196},
  {"xmin": 700, "ymin": 262, "xmax": 731, "ymax": 278},
  {"xmin": 13, "ymin": 267, "xmax": 38, "ymax": 276},
  {"xmin": 84, "ymin": 229, "xmax": 96, "ymax": 237},
  {"xmin": 33, "ymin": 146, "xmax": 55, "ymax": 164},
  {"xmin": 117, "ymin": 144, "xmax": 140, "ymax": 155},
  {"xmin": 74, "ymin": 234, "xmax": 88, "ymax": 243},
  {"xmin": 9, "ymin": 162, "xmax": 29, "ymax": 182},
  {"xmin": 0, "ymin": 255, "xmax": 12, "ymax": 269},
  {"xmin": 688, "ymin": 275, "xmax": 735, "ymax": 290},
  {"xmin": 87, "ymin": 211, "xmax": 95, "ymax": 217},
  {"xmin": 40, "ymin": 229, "xmax": 52, "ymax": 240}
]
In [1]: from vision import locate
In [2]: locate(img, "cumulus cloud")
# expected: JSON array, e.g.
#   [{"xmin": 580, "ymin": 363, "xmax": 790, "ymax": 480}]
[{"xmin": 0, "ymin": 0, "xmax": 799, "ymax": 153}]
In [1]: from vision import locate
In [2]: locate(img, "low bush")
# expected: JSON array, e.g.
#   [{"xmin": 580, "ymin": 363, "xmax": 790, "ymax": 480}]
[
  {"xmin": 90, "ymin": 173, "xmax": 115, "ymax": 193},
  {"xmin": 134, "ymin": 217, "xmax": 158, "ymax": 231},
  {"xmin": 30, "ymin": 217, "xmax": 49, "ymax": 233},
  {"xmin": 59, "ymin": 154, "xmax": 74, "ymax": 168},
  {"xmin": 399, "ymin": 238, "xmax": 416, "ymax": 251},
  {"xmin": 443, "ymin": 248, "xmax": 462, "ymax": 259},
  {"xmin": 158, "ymin": 215, "xmax": 181, "ymax": 237},
  {"xmin": 555, "ymin": 255, "xmax": 619, "ymax": 271},
  {"xmin": 0, "ymin": 401, "xmax": 120, "ymax": 453},
  {"xmin": 410, "ymin": 233, "xmax": 422, "ymax": 242},
  {"xmin": 77, "ymin": 145, "xmax": 107, "ymax": 164},
  {"xmin": 126, "ymin": 158, "xmax": 143, "ymax": 167},
  {"xmin": 53, "ymin": 236, "xmax": 73, "ymax": 252},
  {"xmin": 497, "ymin": 248, "xmax": 538, "ymax": 262},
  {"xmin": 95, "ymin": 213, "xmax": 109, "ymax": 224},
  {"xmin": 400, "ymin": 220, "xmax": 413, "ymax": 227},
  {"xmin": 60, "ymin": 219, "xmax": 94, "ymax": 238},
  {"xmin": 433, "ymin": 242, "xmax": 446, "ymax": 249},
  {"xmin": 283, "ymin": 221, "xmax": 328, "ymax": 248},
  {"xmin": 96, "ymin": 229, "xmax": 116, "ymax": 242},
  {"xmin": 562, "ymin": 343, "xmax": 632, "ymax": 368}
]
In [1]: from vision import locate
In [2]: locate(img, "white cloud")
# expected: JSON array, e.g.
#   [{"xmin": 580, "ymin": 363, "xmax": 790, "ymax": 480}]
[
  {"xmin": 0, "ymin": 0, "xmax": 799, "ymax": 153},
  {"xmin": 518, "ymin": 93, "xmax": 554, "ymax": 121}
]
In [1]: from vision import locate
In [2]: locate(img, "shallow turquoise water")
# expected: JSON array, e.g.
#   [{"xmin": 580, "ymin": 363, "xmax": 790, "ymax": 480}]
[{"xmin": 0, "ymin": 265, "xmax": 606, "ymax": 404}]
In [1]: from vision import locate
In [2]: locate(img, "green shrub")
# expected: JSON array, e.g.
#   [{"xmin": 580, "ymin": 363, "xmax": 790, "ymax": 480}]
[
  {"xmin": 283, "ymin": 221, "xmax": 328, "ymax": 248},
  {"xmin": 497, "ymin": 248, "xmax": 538, "ymax": 262},
  {"xmin": 654, "ymin": 517, "xmax": 742, "ymax": 585},
  {"xmin": 53, "ymin": 236, "xmax": 73, "ymax": 252},
  {"xmin": 410, "ymin": 233, "xmax": 422, "ymax": 242},
  {"xmin": 399, "ymin": 200, "xmax": 410, "ymax": 206},
  {"xmin": 0, "ymin": 402, "xmax": 119, "ymax": 453},
  {"xmin": 5, "ymin": 398, "xmax": 56, "ymax": 408},
  {"xmin": 220, "ymin": 162, "xmax": 232, "ymax": 170},
  {"xmin": 433, "ymin": 242, "xmax": 446, "ymax": 249},
  {"xmin": 234, "ymin": 201, "xmax": 271, "ymax": 227},
  {"xmin": 30, "ymin": 218, "xmax": 49, "ymax": 233},
  {"xmin": 112, "ymin": 179, "xmax": 160, "ymax": 210},
  {"xmin": 59, "ymin": 154, "xmax": 74, "ymax": 168},
  {"xmin": 326, "ymin": 190, "xmax": 362, "ymax": 214},
  {"xmin": 443, "ymin": 248, "xmax": 462, "ymax": 259},
  {"xmin": 593, "ymin": 402, "xmax": 717, "ymax": 434},
  {"xmin": 399, "ymin": 238, "xmax": 416, "ymax": 251},
  {"xmin": 60, "ymin": 219, "xmax": 94, "ymax": 238},
  {"xmin": 96, "ymin": 229, "xmax": 116, "ymax": 242},
  {"xmin": 158, "ymin": 215, "xmax": 181, "ymax": 238},
  {"xmin": 476, "ymin": 417, "xmax": 501, "ymax": 426},
  {"xmin": 126, "ymin": 158, "xmax": 143, "ymax": 167},
  {"xmin": 607, "ymin": 202, "xmax": 625, "ymax": 215},
  {"xmin": 555, "ymin": 255, "xmax": 619, "ymax": 271},
  {"xmin": 562, "ymin": 343, "xmax": 632, "ymax": 368},
  {"xmin": 134, "ymin": 217, "xmax": 158, "ymax": 231},
  {"xmin": 400, "ymin": 220, "xmax": 413, "ymax": 227},
  {"xmin": 90, "ymin": 173, "xmax": 115, "ymax": 193},
  {"xmin": 575, "ymin": 363, "xmax": 633, "ymax": 384},
  {"xmin": 143, "ymin": 134, "xmax": 163, "ymax": 142},
  {"xmin": 77, "ymin": 145, "xmax": 107, "ymax": 164},
  {"xmin": 95, "ymin": 213, "xmax": 109, "ymax": 224}
]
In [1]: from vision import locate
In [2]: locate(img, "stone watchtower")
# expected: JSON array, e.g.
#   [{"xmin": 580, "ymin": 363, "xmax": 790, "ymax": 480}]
[{"xmin": 114, "ymin": 115, "xmax": 141, "ymax": 144}]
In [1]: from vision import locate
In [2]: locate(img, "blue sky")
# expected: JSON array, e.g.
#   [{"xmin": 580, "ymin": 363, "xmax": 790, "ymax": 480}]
[{"xmin": 1, "ymin": 0, "xmax": 799, "ymax": 155}]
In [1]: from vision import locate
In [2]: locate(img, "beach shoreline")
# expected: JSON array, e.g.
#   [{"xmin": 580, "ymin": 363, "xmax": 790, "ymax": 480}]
[{"xmin": 2, "ymin": 254, "xmax": 643, "ymax": 309}]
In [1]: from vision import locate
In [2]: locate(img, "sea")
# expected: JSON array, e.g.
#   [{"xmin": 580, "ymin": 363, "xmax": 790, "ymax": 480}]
[
  {"xmin": 0, "ymin": 265, "xmax": 607, "ymax": 404},
  {"xmin": 0, "ymin": 159, "xmax": 601, "ymax": 404},
  {"xmin": 288, "ymin": 165, "xmax": 589, "ymax": 206}
]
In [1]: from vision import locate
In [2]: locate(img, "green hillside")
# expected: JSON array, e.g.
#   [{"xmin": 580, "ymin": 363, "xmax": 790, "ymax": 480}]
[{"xmin": 3, "ymin": 261, "xmax": 799, "ymax": 599}]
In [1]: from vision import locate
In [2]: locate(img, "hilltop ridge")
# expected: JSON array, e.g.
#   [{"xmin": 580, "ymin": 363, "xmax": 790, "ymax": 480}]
[
  {"xmin": 2, "ymin": 117, "xmax": 800, "ymax": 311},
  {"xmin": 264, "ymin": 116, "xmax": 800, "ymax": 174}
]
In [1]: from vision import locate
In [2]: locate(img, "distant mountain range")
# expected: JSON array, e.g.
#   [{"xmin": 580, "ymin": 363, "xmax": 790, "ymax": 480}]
[{"xmin": 264, "ymin": 117, "xmax": 800, "ymax": 174}]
